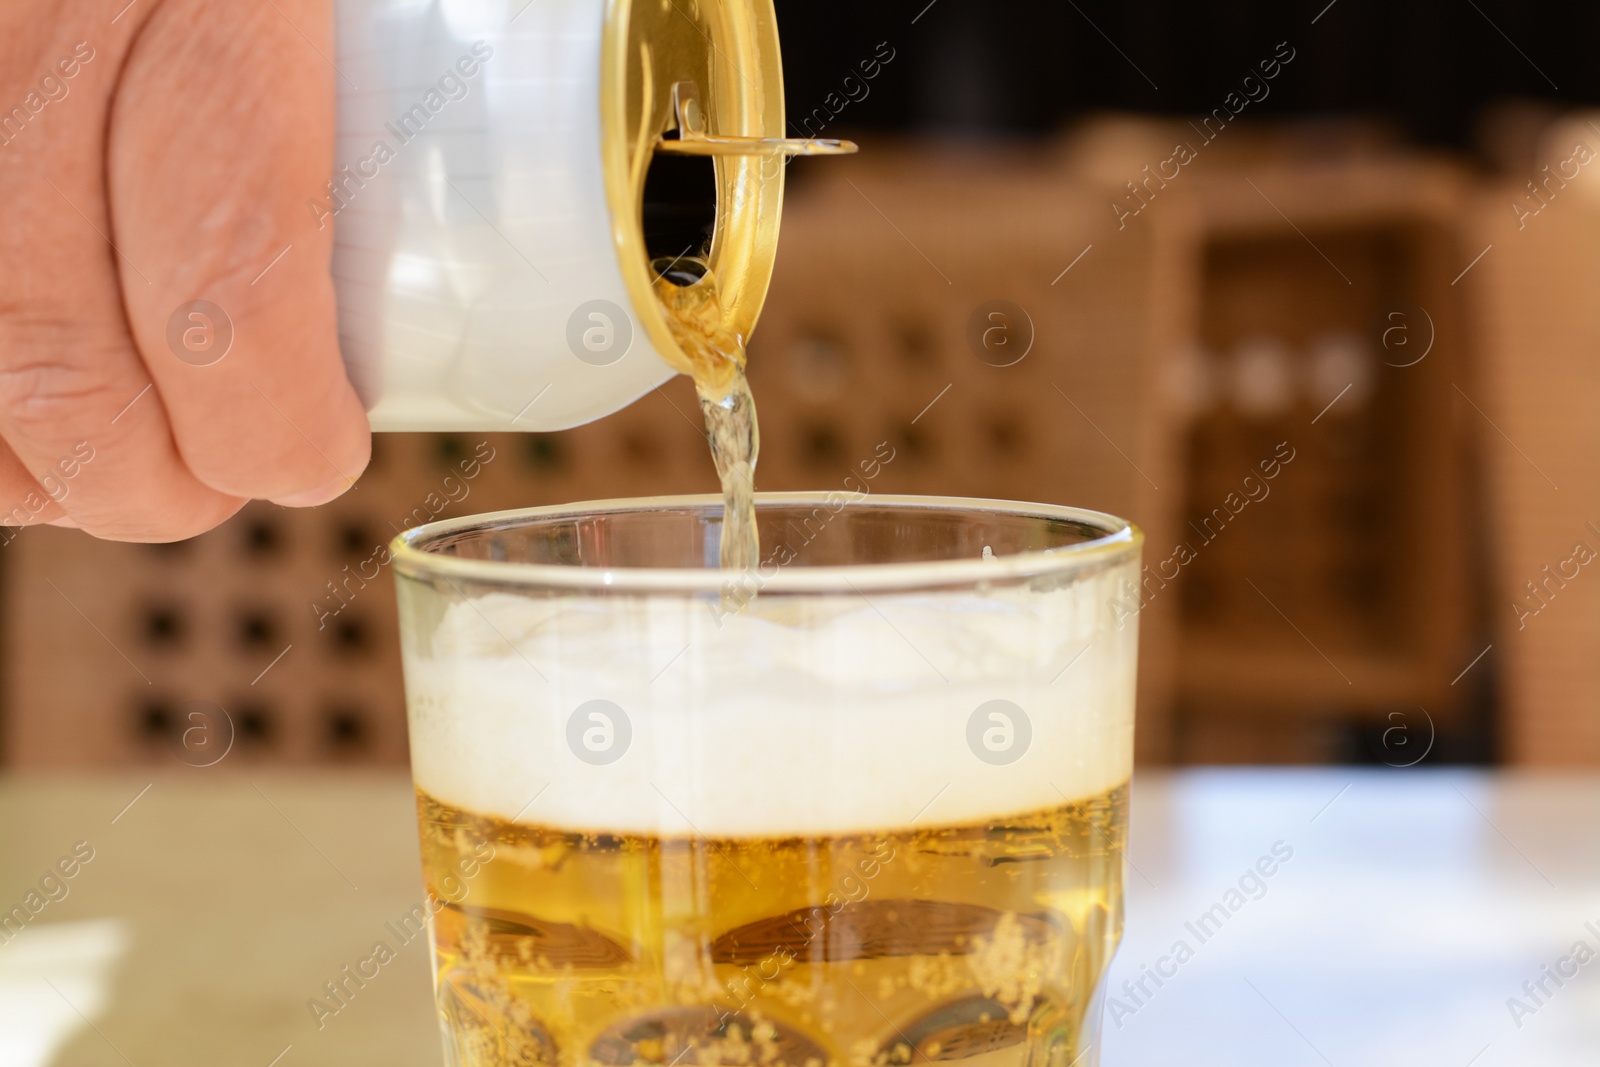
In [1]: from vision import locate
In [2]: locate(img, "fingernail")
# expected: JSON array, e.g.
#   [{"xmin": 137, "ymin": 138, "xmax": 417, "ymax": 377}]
[{"xmin": 273, "ymin": 476, "xmax": 355, "ymax": 508}]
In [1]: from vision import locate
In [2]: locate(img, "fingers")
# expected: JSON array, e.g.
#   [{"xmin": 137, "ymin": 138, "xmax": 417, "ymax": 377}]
[
  {"xmin": 0, "ymin": 309, "xmax": 247, "ymax": 540},
  {"xmin": 110, "ymin": 0, "xmax": 370, "ymax": 506},
  {"xmin": 0, "ymin": 439, "xmax": 66, "ymax": 528},
  {"xmin": 0, "ymin": 19, "xmax": 247, "ymax": 541}
]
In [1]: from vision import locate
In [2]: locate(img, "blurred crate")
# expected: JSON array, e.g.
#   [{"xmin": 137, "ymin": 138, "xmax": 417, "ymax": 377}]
[
  {"xmin": 1466, "ymin": 111, "xmax": 1600, "ymax": 765},
  {"xmin": 1178, "ymin": 162, "xmax": 1482, "ymax": 756},
  {"xmin": 1057, "ymin": 118, "xmax": 1485, "ymax": 762}
]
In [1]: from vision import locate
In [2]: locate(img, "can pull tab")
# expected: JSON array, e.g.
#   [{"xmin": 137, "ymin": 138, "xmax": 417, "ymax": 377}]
[{"xmin": 654, "ymin": 81, "xmax": 858, "ymax": 158}]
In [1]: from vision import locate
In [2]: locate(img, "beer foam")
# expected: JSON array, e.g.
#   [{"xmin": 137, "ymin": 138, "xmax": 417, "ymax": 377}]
[{"xmin": 403, "ymin": 568, "xmax": 1137, "ymax": 839}]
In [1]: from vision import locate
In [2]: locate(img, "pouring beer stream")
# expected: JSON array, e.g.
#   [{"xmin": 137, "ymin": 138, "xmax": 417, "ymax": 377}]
[{"xmin": 644, "ymin": 81, "xmax": 855, "ymax": 573}]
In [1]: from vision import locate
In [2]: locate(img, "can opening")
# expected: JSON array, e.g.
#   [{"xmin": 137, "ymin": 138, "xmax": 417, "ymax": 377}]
[
  {"xmin": 641, "ymin": 137, "xmax": 718, "ymax": 275},
  {"xmin": 650, "ymin": 255, "xmax": 711, "ymax": 287}
]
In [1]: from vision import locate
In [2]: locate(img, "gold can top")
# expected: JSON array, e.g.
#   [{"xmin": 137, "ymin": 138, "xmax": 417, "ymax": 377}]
[{"xmin": 601, "ymin": 0, "xmax": 855, "ymax": 377}]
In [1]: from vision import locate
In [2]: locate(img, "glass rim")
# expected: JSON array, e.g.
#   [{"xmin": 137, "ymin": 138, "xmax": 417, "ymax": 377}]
[{"xmin": 391, "ymin": 493, "xmax": 1142, "ymax": 595}]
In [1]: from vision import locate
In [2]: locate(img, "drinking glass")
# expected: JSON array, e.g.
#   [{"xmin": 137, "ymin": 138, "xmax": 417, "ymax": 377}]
[{"xmin": 391, "ymin": 494, "xmax": 1142, "ymax": 1067}]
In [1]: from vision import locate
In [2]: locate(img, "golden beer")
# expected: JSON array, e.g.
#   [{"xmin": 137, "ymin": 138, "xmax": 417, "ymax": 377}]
[
  {"xmin": 393, "ymin": 498, "xmax": 1142, "ymax": 1067},
  {"xmin": 418, "ymin": 785, "xmax": 1127, "ymax": 1067}
]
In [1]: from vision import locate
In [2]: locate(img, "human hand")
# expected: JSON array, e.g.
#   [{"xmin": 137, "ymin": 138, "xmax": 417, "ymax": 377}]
[{"xmin": 0, "ymin": 0, "xmax": 367, "ymax": 541}]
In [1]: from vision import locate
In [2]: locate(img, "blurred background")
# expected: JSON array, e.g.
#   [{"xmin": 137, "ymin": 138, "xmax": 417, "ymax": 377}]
[{"xmin": 8, "ymin": 0, "xmax": 1600, "ymax": 773}]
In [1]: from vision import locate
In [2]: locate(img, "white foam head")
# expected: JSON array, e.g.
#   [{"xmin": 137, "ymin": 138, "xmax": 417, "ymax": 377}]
[{"xmin": 402, "ymin": 563, "xmax": 1138, "ymax": 838}]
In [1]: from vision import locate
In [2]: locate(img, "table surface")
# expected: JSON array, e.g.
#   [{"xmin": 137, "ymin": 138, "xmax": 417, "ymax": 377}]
[{"xmin": 0, "ymin": 769, "xmax": 1595, "ymax": 1067}]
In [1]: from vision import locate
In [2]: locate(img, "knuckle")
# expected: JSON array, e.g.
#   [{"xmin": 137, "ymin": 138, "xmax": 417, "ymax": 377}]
[{"xmin": 0, "ymin": 354, "xmax": 132, "ymax": 434}]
